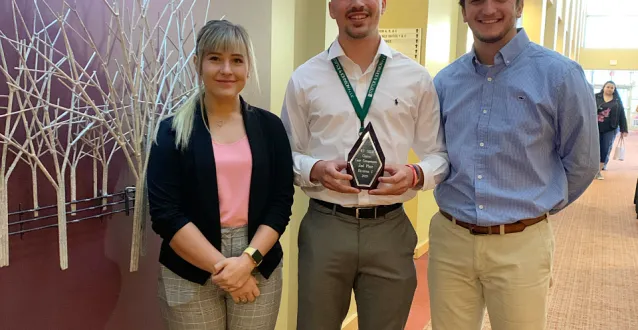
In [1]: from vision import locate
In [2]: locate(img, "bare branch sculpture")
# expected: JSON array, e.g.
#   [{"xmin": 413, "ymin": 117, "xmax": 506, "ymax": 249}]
[
  {"xmin": 0, "ymin": 1, "xmax": 96, "ymax": 269},
  {"xmin": 0, "ymin": 90, "xmax": 26, "ymax": 267},
  {"xmin": 0, "ymin": 0, "xmax": 211, "ymax": 270}
]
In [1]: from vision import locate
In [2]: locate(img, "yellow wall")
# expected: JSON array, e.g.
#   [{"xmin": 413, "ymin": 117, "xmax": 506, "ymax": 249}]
[
  {"xmin": 544, "ymin": 0, "xmax": 558, "ymax": 50},
  {"xmin": 533, "ymin": 0, "xmax": 589, "ymax": 58},
  {"xmin": 293, "ymin": 0, "xmax": 328, "ymax": 68},
  {"xmin": 380, "ymin": 0, "xmax": 429, "ymax": 64},
  {"xmin": 425, "ymin": 2, "xmax": 461, "ymax": 75},
  {"xmin": 522, "ymin": 0, "xmax": 548, "ymax": 44},
  {"xmin": 579, "ymin": 49, "xmax": 638, "ymax": 70},
  {"xmin": 270, "ymin": 0, "xmax": 298, "ymax": 329},
  {"xmin": 378, "ymin": 0, "xmax": 430, "ymax": 247},
  {"xmin": 556, "ymin": 0, "xmax": 566, "ymax": 53}
]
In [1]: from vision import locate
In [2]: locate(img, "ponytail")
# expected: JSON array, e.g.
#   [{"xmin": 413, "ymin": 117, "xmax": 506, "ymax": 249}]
[{"xmin": 170, "ymin": 89, "xmax": 203, "ymax": 151}]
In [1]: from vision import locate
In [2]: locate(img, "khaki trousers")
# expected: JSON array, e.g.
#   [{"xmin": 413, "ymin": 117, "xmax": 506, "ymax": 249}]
[
  {"xmin": 158, "ymin": 226, "xmax": 283, "ymax": 330},
  {"xmin": 297, "ymin": 200, "xmax": 418, "ymax": 330},
  {"xmin": 428, "ymin": 212, "xmax": 554, "ymax": 330}
]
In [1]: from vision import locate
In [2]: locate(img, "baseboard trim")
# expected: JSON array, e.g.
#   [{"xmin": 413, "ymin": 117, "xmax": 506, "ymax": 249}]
[
  {"xmin": 342, "ymin": 313, "xmax": 358, "ymax": 330},
  {"xmin": 414, "ymin": 240, "xmax": 429, "ymax": 259}
]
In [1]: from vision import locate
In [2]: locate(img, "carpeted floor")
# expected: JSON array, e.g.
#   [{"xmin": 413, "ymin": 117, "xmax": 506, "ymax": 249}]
[{"xmin": 424, "ymin": 133, "xmax": 638, "ymax": 330}]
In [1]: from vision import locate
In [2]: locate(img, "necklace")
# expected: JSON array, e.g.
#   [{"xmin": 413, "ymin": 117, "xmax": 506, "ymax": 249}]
[{"xmin": 203, "ymin": 100, "xmax": 239, "ymax": 132}]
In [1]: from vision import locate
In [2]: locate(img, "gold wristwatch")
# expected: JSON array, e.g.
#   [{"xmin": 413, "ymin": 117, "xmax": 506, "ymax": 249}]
[{"xmin": 243, "ymin": 247, "xmax": 263, "ymax": 267}]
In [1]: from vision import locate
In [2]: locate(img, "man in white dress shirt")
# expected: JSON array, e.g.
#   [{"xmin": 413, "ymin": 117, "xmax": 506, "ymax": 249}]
[{"xmin": 281, "ymin": 0, "xmax": 448, "ymax": 329}]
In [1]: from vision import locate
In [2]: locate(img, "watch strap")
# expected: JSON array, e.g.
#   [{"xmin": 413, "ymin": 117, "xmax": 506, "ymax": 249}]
[{"xmin": 243, "ymin": 247, "xmax": 263, "ymax": 266}]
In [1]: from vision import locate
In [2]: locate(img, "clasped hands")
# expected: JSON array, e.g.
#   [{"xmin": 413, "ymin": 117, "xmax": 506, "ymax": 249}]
[
  {"xmin": 212, "ymin": 254, "xmax": 260, "ymax": 304},
  {"xmin": 310, "ymin": 160, "xmax": 415, "ymax": 195}
]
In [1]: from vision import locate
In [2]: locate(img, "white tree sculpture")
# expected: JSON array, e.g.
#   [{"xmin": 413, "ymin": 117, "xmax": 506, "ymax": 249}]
[
  {"xmin": 69, "ymin": 108, "xmax": 93, "ymax": 216},
  {"xmin": 82, "ymin": 119, "xmax": 123, "ymax": 211},
  {"xmin": 0, "ymin": 91, "xmax": 25, "ymax": 268},
  {"xmin": 0, "ymin": 0, "xmax": 210, "ymax": 271},
  {"xmin": 0, "ymin": 36, "xmax": 54, "ymax": 267},
  {"xmin": 21, "ymin": 115, "xmax": 47, "ymax": 218}
]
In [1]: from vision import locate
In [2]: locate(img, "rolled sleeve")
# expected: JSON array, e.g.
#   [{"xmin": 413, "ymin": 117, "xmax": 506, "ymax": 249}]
[{"xmin": 147, "ymin": 119, "xmax": 191, "ymax": 242}]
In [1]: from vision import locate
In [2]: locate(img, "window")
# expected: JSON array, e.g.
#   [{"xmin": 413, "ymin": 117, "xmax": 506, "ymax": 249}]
[{"xmin": 583, "ymin": 0, "xmax": 638, "ymax": 48}]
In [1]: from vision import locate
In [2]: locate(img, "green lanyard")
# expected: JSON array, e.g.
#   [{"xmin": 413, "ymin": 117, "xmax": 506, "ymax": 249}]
[{"xmin": 331, "ymin": 54, "xmax": 387, "ymax": 133}]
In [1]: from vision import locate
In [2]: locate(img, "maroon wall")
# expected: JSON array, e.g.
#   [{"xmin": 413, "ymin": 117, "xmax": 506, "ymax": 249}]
[{"xmin": 0, "ymin": 0, "xmax": 192, "ymax": 328}]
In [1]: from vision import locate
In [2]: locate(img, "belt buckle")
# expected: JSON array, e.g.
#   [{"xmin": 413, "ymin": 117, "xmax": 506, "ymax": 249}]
[
  {"xmin": 355, "ymin": 207, "xmax": 377, "ymax": 219},
  {"xmin": 468, "ymin": 225, "xmax": 486, "ymax": 235}
]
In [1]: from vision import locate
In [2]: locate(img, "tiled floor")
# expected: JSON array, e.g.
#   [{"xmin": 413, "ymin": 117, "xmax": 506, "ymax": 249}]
[{"xmin": 405, "ymin": 255, "xmax": 430, "ymax": 330}]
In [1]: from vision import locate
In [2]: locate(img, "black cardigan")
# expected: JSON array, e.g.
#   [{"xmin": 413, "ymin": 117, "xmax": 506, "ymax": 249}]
[
  {"xmin": 147, "ymin": 97, "xmax": 294, "ymax": 285},
  {"xmin": 596, "ymin": 93, "xmax": 628, "ymax": 134}
]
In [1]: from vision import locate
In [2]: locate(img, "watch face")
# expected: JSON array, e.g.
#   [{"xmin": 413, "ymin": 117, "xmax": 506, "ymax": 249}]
[{"xmin": 253, "ymin": 250, "xmax": 263, "ymax": 264}]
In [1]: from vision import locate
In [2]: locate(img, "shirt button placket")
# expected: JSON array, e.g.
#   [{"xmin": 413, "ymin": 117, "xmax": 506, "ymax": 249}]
[{"xmin": 476, "ymin": 74, "xmax": 495, "ymax": 224}]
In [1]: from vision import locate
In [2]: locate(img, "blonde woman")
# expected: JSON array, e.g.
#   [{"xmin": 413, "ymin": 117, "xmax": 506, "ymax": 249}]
[{"xmin": 147, "ymin": 20, "xmax": 294, "ymax": 329}]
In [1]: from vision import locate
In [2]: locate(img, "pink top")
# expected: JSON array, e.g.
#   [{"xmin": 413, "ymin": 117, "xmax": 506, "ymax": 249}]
[{"xmin": 212, "ymin": 136, "xmax": 252, "ymax": 228}]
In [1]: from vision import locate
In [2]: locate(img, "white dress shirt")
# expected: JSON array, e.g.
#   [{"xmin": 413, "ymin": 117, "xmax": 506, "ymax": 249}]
[{"xmin": 280, "ymin": 37, "xmax": 449, "ymax": 207}]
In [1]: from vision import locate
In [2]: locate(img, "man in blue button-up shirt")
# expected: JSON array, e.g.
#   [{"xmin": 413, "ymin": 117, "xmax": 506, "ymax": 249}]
[{"xmin": 428, "ymin": 1, "xmax": 599, "ymax": 329}]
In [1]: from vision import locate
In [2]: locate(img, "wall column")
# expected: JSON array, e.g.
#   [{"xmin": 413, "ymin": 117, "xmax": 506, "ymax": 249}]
[
  {"xmin": 456, "ymin": 8, "xmax": 469, "ymax": 58},
  {"xmin": 425, "ymin": 2, "xmax": 461, "ymax": 75},
  {"xmin": 210, "ymin": 0, "xmax": 273, "ymax": 108},
  {"xmin": 522, "ymin": 0, "xmax": 548, "ymax": 44},
  {"xmin": 556, "ymin": 0, "xmax": 566, "ymax": 53},
  {"xmin": 410, "ymin": 0, "xmax": 463, "ymax": 258},
  {"xmin": 567, "ymin": 0, "xmax": 579, "ymax": 58},
  {"xmin": 575, "ymin": 0, "xmax": 586, "ymax": 60},
  {"xmin": 267, "ymin": 0, "xmax": 335, "ymax": 328},
  {"xmin": 544, "ymin": 0, "xmax": 558, "ymax": 50},
  {"xmin": 570, "ymin": 0, "xmax": 580, "ymax": 57},
  {"xmin": 576, "ymin": 4, "xmax": 586, "ymax": 61},
  {"xmin": 270, "ymin": 0, "xmax": 299, "ymax": 327}
]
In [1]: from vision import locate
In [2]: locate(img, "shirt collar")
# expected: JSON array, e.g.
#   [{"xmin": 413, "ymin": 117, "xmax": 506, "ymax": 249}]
[
  {"xmin": 470, "ymin": 28, "xmax": 530, "ymax": 68},
  {"xmin": 327, "ymin": 36, "xmax": 393, "ymax": 61}
]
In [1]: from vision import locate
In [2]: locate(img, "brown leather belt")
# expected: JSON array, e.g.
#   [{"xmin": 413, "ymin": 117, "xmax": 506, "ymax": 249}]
[
  {"xmin": 440, "ymin": 210, "xmax": 546, "ymax": 235},
  {"xmin": 313, "ymin": 199, "xmax": 402, "ymax": 219}
]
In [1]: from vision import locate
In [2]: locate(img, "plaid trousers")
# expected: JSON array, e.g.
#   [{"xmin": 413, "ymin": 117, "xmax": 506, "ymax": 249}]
[{"xmin": 158, "ymin": 226, "xmax": 283, "ymax": 330}]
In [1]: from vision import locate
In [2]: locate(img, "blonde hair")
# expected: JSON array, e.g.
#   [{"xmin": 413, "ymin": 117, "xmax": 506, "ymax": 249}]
[{"xmin": 170, "ymin": 20, "xmax": 259, "ymax": 150}]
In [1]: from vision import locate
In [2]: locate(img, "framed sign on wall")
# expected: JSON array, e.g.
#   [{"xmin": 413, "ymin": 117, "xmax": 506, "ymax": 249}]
[{"xmin": 379, "ymin": 28, "xmax": 423, "ymax": 63}]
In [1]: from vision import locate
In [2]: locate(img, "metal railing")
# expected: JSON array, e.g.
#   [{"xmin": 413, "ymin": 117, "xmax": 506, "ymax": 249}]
[{"xmin": 7, "ymin": 187, "xmax": 136, "ymax": 237}]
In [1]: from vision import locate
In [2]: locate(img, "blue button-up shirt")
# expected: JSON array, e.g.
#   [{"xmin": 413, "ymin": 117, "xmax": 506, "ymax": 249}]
[{"xmin": 433, "ymin": 29, "xmax": 599, "ymax": 226}]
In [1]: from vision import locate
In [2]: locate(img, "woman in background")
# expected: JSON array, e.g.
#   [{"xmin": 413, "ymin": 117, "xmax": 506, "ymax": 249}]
[
  {"xmin": 595, "ymin": 80, "xmax": 628, "ymax": 179},
  {"xmin": 147, "ymin": 19, "xmax": 294, "ymax": 329}
]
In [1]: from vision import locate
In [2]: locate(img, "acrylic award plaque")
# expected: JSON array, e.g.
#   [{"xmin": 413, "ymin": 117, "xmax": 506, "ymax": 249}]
[{"xmin": 346, "ymin": 122, "xmax": 385, "ymax": 190}]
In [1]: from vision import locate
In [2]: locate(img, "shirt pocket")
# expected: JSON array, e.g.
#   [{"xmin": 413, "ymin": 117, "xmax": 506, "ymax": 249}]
[{"xmin": 504, "ymin": 88, "xmax": 555, "ymax": 141}]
